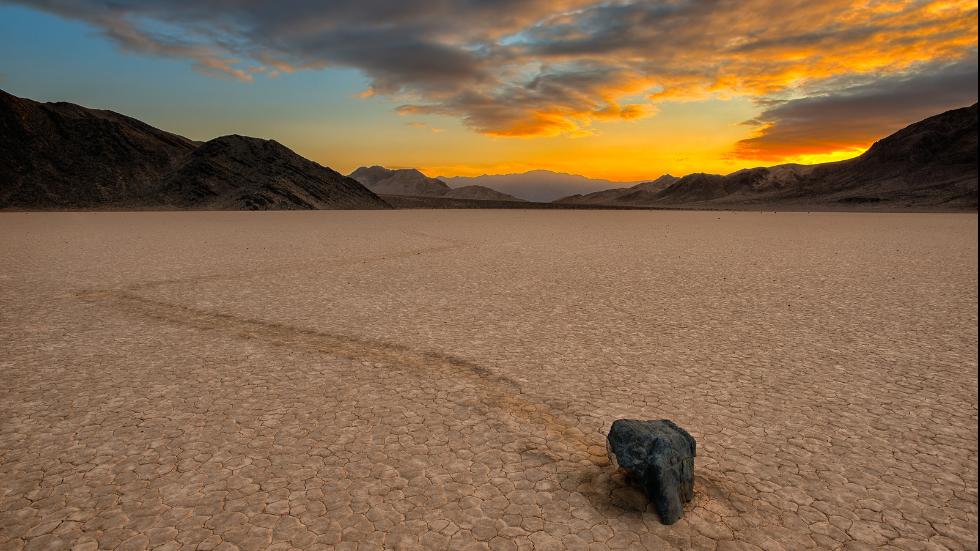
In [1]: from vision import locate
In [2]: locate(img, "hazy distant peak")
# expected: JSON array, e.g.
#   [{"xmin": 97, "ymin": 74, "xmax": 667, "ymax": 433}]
[
  {"xmin": 348, "ymin": 165, "xmax": 535, "ymax": 201},
  {"xmin": 349, "ymin": 165, "xmax": 451, "ymax": 196},
  {"xmin": 390, "ymin": 168, "xmax": 429, "ymax": 178},
  {"xmin": 443, "ymin": 185, "xmax": 526, "ymax": 202},
  {"xmin": 524, "ymin": 169, "xmax": 576, "ymax": 176},
  {"xmin": 349, "ymin": 165, "xmax": 396, "ymax": 186},
  {"xmin": 438, "ymin": 170, "xmax": 638, "ymax": 202}
]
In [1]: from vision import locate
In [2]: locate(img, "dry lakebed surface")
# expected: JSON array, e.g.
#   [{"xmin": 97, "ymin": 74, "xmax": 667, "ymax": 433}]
[{"xmin": 0, "ymin": 210, "xmax": 977, "ymax": 551}]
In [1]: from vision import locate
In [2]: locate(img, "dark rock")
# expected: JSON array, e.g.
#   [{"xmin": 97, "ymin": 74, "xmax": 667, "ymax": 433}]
[{"xmin": 607, "ymin": 419, "xmax": 696, "ymax": 524}]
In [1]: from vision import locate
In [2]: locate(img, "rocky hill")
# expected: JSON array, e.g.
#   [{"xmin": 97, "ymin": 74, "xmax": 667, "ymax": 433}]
[
  {"xmin": 349, "ymin": 166, "xmax": 450, "ymax": 196},
  {"xmin": 0, "ymin": 90, "xmax": 389, "ymax": 210},
  {"xmin": 440, "ymin": 170, "xmax": 635, "ymax": 202},
  {"xmin": 651, "ymin": 165, "xmax": 814, "ymax": 205},
  {"xmin": 777, "ymin": 103, "xmax": 978, "ymax": 207},
  {"xmin": 350, "ymin": 166, "xmax": 525, "ymax": 201},
  {"xmin": 0, "ymin": 89, "xmax": 197, "ymax": 207},
  {"xmin": 556, "ymin": 174, "xmax": 678, "ymax": 205},
  {"xmin": 556, "ymin": 105, "xmax": 977, "ymax": 210},
  {"xmin": 157, "ymin": 136, "xmax": 388, "ymax": 210},
  {"xmin": 444, "ymin": 185, "xmax": 526, "ymax": 202}
]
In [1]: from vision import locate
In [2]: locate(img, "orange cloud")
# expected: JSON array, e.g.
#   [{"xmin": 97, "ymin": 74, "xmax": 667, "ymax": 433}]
[
  {"xmin": 400, "ymin": 0, "xmax": 977, "ymax": 138},
  {"xmin": 734, "ymin": 56, "xmax": 977, "ymax": 161},
  {"xmin": 22, "ymin": 0, "xmax": 979, "ymax": 147}
]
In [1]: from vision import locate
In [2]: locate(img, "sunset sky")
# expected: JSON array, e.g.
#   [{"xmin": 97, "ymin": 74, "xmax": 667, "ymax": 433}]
[{"xmin": 1, "ymin": 0, "xmax": 977, "ymax": 181}]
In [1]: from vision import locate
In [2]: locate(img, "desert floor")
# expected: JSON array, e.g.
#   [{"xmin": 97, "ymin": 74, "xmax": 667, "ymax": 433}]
[{"xmin": 0, "ymin": 210, "xmax": 977, "ymax": 551}]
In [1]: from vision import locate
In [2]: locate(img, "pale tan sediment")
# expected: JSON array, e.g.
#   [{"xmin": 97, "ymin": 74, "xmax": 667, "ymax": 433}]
[{"xmin": 0, "ymin": 210, "xmax": 976, "ymax": 550}]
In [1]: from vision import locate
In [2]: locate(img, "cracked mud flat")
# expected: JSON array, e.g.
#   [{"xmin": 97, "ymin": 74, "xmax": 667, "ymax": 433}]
[{"xmin": 0, "ymin": 210, "xmax": 977, "ymax": 551}]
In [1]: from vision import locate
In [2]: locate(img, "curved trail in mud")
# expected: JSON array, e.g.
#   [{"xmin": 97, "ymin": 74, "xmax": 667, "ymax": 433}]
[{"xmin": 77, "ymin": 233, "xmax": 616, "ymax": 481}]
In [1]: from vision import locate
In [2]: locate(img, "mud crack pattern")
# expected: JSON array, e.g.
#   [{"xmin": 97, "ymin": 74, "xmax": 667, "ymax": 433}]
[{"xmin": 1, "ymin": 211, "xmax": 977, "ymax": 550}]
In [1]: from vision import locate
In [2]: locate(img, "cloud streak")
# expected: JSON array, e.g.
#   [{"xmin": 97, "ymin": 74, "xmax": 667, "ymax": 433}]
[
  {"xmin": 7, "ymin": 0, "xmax": 978, "ymax": 149},
  {"xmin": 735, "ymin": 55, "xmax": 979, "ymax": 160}
]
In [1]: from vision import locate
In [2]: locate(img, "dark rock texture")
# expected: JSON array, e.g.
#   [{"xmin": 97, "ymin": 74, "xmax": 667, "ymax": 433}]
[
  {"xmin": 157, "ymin": 135, "xmax": 389, "ymax": 210},
  {"xmin": 0, "ymin": 89, "xmax": 389, "ymax": 210},
  {"xmin": 607, "ymin": 419, "xmax": 696, "ymax": 524},
  {"xmin": 788, "ymin": 102, "xmax": 979, "ymax": 208},
  {"xmin": 0, "ymin": 89, "xmax": 197, "ymax": 208}
]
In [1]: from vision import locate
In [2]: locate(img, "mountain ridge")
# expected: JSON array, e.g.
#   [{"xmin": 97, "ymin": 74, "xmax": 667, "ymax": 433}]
[
  {"xmin": 350, "ymin": 166, "xmax": 526, "ymax": 202},
  {"xmin": 0, "ymin": 89, "xmax": 389, "ymax": 210},
  {"xmin": 439, "ymin": 171, "xmax": 636, "ymax": 202},
  {"xmin": 2, "ymin": 88, "xmax": 975, "ymax": 211},
  {"xmin": 556, "ymin": 174, "xmax": 679, "ymax": 205},
  {"xmin": 557, "ymin": 105, "xmax": 977, "ymax": 210}
]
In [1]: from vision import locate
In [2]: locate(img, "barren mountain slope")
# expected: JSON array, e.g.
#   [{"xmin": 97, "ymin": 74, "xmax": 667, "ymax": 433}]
[
  {"xmin": 0, "ymin": 89, "xmax": 197, "ymax": 208},
  {"xmin": 556, "ymin": 105, "xmax": 978, "ymax": 210},
  {"xmin": 158, "ymin": 136, "xmax": 390, "ymax": 210},
  {"xmin": 1, "ymin": 90, "xmax": 388, "ymax": 210}
]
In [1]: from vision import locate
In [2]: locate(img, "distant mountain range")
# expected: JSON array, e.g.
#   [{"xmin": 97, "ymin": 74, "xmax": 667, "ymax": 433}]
[
  {"xmin": 557, "ymin": 174, "xmax": 680, "ymax": 206},
  {"xmin": 349, "ymin": 166, "xmax": 525, "ymax": 202},
  {"xmin": 439, "ymin": 171, "xmax": 636, "ymax": 202},
  {"xmin": 559, "ymin": 104, "xmax": 978, "ymax": 209},
  {"xmin": 0, "ymin": 90, "xmax": 389, "ymax": 210},
  {"xmin": 1, "ymin": 88, "xmax": 975, "ymax": 211}
]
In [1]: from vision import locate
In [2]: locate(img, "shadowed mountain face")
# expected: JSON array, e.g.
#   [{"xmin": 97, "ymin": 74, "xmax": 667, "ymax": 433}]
[
  {"xmin": 0, "ymin": 90, "xmax": 389, "ymax": 210},
  {"xmin": 350, "ymin": 166, "xmax": 526, "ymax": 202},
  {"xmin": 0, "ymin": 90, "xmax": 197, "ymax": 207},
  {"xmin": 559, "ymin": 105, "xmax": 978, "ymax": 210},
  {"xmin": 652, "ymin": 165, "xmax": 814, "ymax": 204},
  {"xmin": 783, "ymin": 103, "xmax": 978, "ymax": 207},
  {"xmin": 158, "ymin": 136, "xmax": 388, "ymax": 210}
]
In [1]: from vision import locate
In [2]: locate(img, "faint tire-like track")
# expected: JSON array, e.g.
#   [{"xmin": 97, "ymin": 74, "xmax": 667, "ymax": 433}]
[{"xmin": 1, "ymin": 211, "xmax": 975, "ymax": 551}]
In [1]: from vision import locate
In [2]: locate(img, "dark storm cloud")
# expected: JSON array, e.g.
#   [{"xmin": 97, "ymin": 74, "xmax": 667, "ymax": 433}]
[
  {"xmin": 7, "ymin": 0, "xmax": 534, "ymax": 87},
  {"xmin": 735, "ymin": 56, "xmax": 979, "ymax": 160},
  {"xmin": 6, "ymin": 0, "xmax": 978, "ymax": 142}
]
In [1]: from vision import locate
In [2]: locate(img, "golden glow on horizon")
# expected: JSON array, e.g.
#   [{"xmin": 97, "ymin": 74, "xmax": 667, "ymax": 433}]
[
  {"xmin": 379, "ymin": 0, "xmax": 976, "ymax": 177},
  {"xmin": 412, "ymin": 146, "xmax": 872, "ymax": 181},
  {"xmin": 313, "ymin": 98, "xmax": 771, "ymax": 181},
  {"xmin": 3, "ymin": 0, "xmax": 976, "ymax": 184},
  {"xmin": 125, "ymin": 0, "xmax": 976, "ymax": 181},
  {"xmin": 377, "ymin": 0, "xmax": 978, "ymax": 143},
  {"xmin": 778, "ymin": 148, "xmax": 870, "ymax": 167}
]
